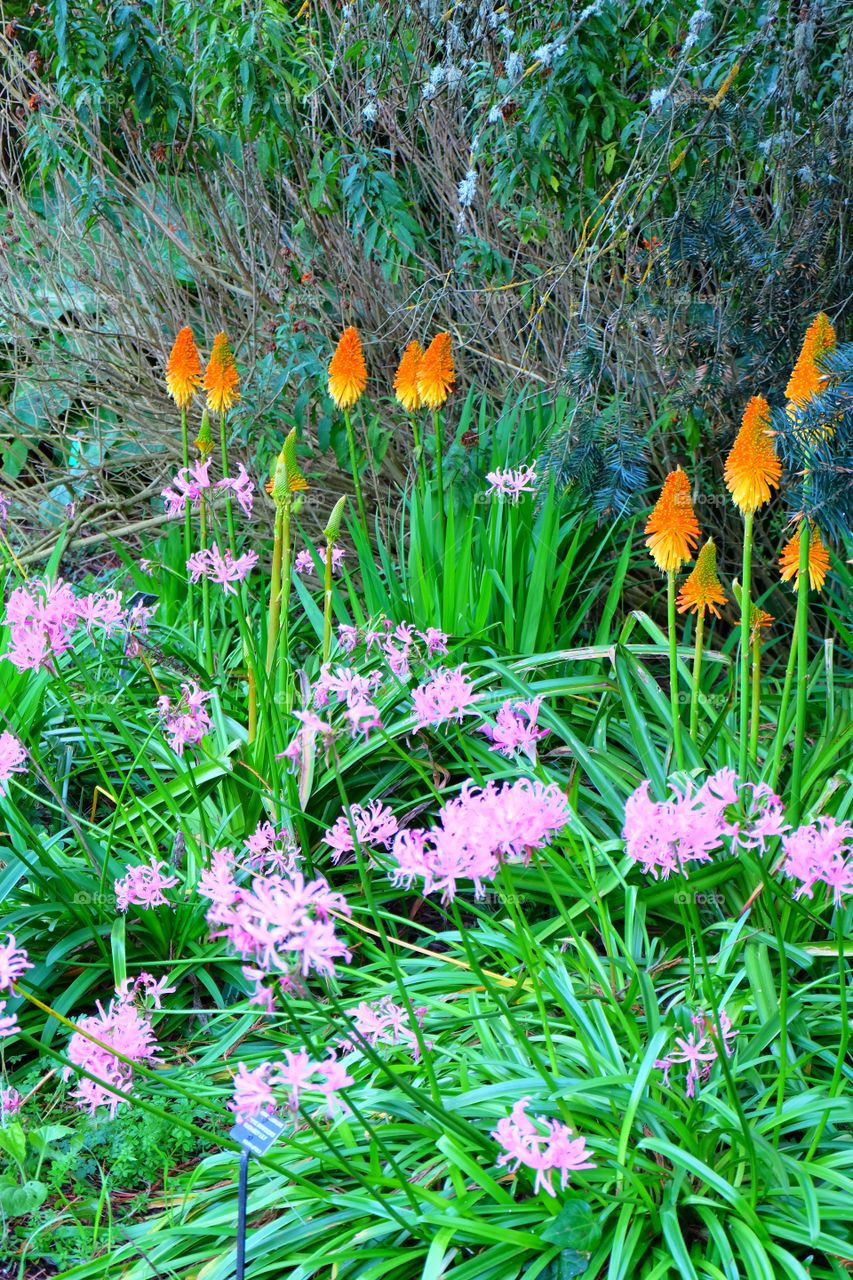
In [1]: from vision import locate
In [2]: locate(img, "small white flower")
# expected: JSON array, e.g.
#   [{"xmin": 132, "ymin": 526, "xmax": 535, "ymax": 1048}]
[
  {"xmin": 488, "ymin": 104, "xmax": 502, "ymax": 125},
  {"xmin": 457, "ymin": 167, "xmax": 478, "ymax": 208},
  {"xmin": 505, "ymin": 51, "xmax": 523, "ymax": 80},
  {"xmin": 445, "ymin": 64, "xmax": 464, "ymax": 91},
  {"xmin": 649, "ymin": 87, "xmax": 669, "ymax": 113}
]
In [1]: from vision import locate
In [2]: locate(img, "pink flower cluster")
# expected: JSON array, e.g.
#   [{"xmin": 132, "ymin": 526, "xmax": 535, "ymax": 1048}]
[
  {"xmin": 230, "ymin": 1049, "xmax": 353, "ymax": 1125},
  {"xmin": 3, "ymin": 579, "xmax": 147, "ymax": 673},
  {"xmin": 294, "ymin": 546, "xmax": 346, "ymax": 577},
  {"xmin": 162, "ymin": 460, "xmax": 254, "ymax": 518},
  {"xmin": 1, "ymin": 1087, "xmax": 21, "ymax": 1114},
  {"xmin": 337, "ymin": 618, "xmax": 449, "ymax": 671},
  {"xmin": 0, "ymin": 933, "xmax": 32, "ymax": 1041},
  {"xmin": 324, "ymin": 800, "xmax": 399, "ymax": 863},
  {"xmin": 623, "ymin": 769, "xmax": 787, "ymax": 880},
  {"xmin": 412, "ymin": 666, "xmax": 477, "ymax": 728},
  {"xmin": 115, "ymin": 858, "xmax": 179, "ymax": 912},
  {"xmin": 243, "ymin": 821, "xmax": 301, "ymax": 876},
  {"xmin": 389, "ymin": 777, "xmax": 571, "ymax": 902},
  {"xmin": 280, "ymin": 666, "xmax": 385, "ymax": 768},
  {"xmin": 485, "ymin": 463, "xmax": 538, "ymax": 502},
  {"xmin": 0, "ymin": 731, "xmax": 26, "ymax": 795},
  {"xmin": 65, "ymin": 980, "xmax": 163, "ymax": 1114},
  {"xmin": 187, "ymin": 544, "xmax": 258, "ymax": 594},
  {"xmin": 781, "ymin": 816, "xmax": 852, "ymax": 905},
  {"xmin": 198, "ymin": 854, "xmax": 351, "ymax": 986},
  {"xmin": 157, "ymin": 681, "xmax": 212, "ymax": 756},
  {"xmin": 340, "ymin": 997, "xmax": 428, "ymax": 1062},
  {"xmin": 480, "ymin": 696, "xmax": 549, "ymax": 759},
  {"xmin": 492, "ymin": 1098, "xmax": 595, "ymax": 1198},
  {"xmin": 656, "ymin": 1009, "xmax": 737, "ymax": 1098}
]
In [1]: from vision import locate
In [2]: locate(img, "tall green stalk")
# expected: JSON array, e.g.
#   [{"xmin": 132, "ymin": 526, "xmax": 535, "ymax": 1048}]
[
  {"xmin": 277, "ymin": 497, "xmax": 292, "ymax": 705},
  {"xmin": 180, "ymin": 406, "xmax": 195, "ymax": 627},
  {"xmin": 738, "ymin": 511, "xmax": 754, "ymax": 778},
  {"xmin": 198, "ymin": 493, "xmax": 214, "ymax": 674},
  {"xmin": 266, "ymin": 505, "xmax": 284, "ymax": 675},
  {"xmin": 689, "ymin": 610, "xmax": 704, "ymax": 742},
  {"xmin": 667, "ymin": 571, "xmax": 684, "ymax": 770},
  {"xmin": 343, "ymin": 408, "xmax": 368, "ymax": 536},
  {"xmin": 790, "ymin": 520, "xmax": 811, "ymax": 820},
  {"xmin": 769, "ymin": 605, "xmax": 800, "ymax": 790},
  {"xmin": 411, "ymin": 414, "xmax": 427, "ymax": 499},
  {"xmin": 218, "ymin": 411, "xmax": 237, "ymax": 556},
  {"xmin": 322, "ymin": 496, "xmax": 346, "ymax": 668},
  {"xmin": 433, "ymin": 407, "xmax": 445, "ymax": 554},
  {"xmin": 218, "ymin": 408, "xmax": 255, "ymax": 736},
  {"xmin": 749, "ymin": 626, "xmax": 761, "ymax": 763}
]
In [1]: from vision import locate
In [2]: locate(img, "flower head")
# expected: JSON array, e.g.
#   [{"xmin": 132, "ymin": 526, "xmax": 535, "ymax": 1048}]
[
  {"xmin": 779, "ymin": 524, "xmax": 830, "ymax": 592},
  {"xmin": 186, "ymin": 544, "xmax": 258, "ymax": 594},
  {"xmin": 328, "ymin": 327, "xmax": 367, "ymax": 410},
  {"xmin": 0, "ymin": 934, "xmax": 32, "ymax": 991},
  {"xmin": 204, "ymin": 332, "xmax": 240, "ymax": 414},
  {"xmin": 0, "ymin": 732, "xmax": 27, "ymax": 795},
  {"xmin": 782, "ymin": 815, "xmax": 852, "ymax": 905},
  {"xmin": 644, "ymin": 468, "xmax": 700, "ymax": 573},
  {"xmin": 65, "ymin": 989, "xmax": 160, "ymax": 1115},
  {"xmin": 165, "ymin": 327, "xmax": 202, "ymax": 410},
  {"xmin": 115, "ymin": 859, "xmax": 179, "ymax": 912},
  {"xmin": 394, "ymin": 341, "xmax": 423, "ymax": 412},
  {"xmin": 785, "ymin": 312, "xmax": 837, "ymax": 409},
  {"xmin": 157, "ymin": 681, "xmax": 213, "ymax": 756},
  {"xmin": 416, "ymin": 332, "xmax": 455, "ymax": 409},
  {"xmin": 480, "ymin": 697, "xmax": 549, "ymax": 759},
  {"xmin": 677, "ymin": 538, "xmax": 727, "ymax": 618},
  {"xmin": 412, "ymin": 667, "xmax": 477, "ymax": 728},
  {"xmin": 749, "ymin": 602, "xmax": 774, "ymax": 644},
  {"xmin": 723, "ymin": 396, "xmax": 781, "ymax": 514},
  {"xmin": 493, "ymin": 1099, "xmax": 595, "ymax": 1198},
  {"xmin": 485, "ymin": 463, "xmax": 538, "ymax": 502}
]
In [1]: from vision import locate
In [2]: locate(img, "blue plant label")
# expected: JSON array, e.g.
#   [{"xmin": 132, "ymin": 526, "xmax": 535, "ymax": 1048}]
[{"xmin": 229, "ymin": 1113, "xmax": 287, "ymax": 1155}]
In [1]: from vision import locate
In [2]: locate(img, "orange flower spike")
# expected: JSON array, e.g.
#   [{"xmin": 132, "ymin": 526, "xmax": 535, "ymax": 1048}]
[
  {"xmin": 204, "ymin": 332, "xmax": 241, "ymax": 414},
  {"xmin": 394, "ymin": 340, "xmax": 424, "ymax": 412},
  {"xmin": 723, "ymin": 395, "xmax": 781, "ymax": 514},
  {"xmin": 328, "ymin": 326, "xmax": 367, "ymax": 410},
  {"xmin": 644, "ymin": 468, "xmax": 701, "ymax": 574},
  {"xmin": 779, "ymin": 524, "xmax": 830, "ymax": 592},
  {"xmin": 785, "ymin": 313, "xmax": 837, "ymax": 408},
  {"xmin": 417, "ymin": 332, "xmax": 455, "ymax": 410},
  {"xmin": 165, "ymin": 326, "xmax": 202, "ymax": 410},
  {"xmin": 749, "ymin": 602, "xmax": 774, "ymax": 644},
  {"xmin": 677, "ymin": 538, "xmax": 727, "ymax": 618}
]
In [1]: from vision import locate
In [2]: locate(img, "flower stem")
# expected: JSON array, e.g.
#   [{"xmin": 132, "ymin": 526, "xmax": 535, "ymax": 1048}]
[
  {"xmin": 433, "ymin": 408, "xmax": 445, "ymax": 555},
  {"xmin": 322, "ymin": 537, "xmax": 334, "ymax": 665},
  {"xmin": 689, "ymin": 610, "xmax": 704, "ymax": 742},
  {"xmin": 343, "ymin": 408, "xmax": 368, "ymax": 536},
  {"xmin": 411, "ymin": 414, "xmax": 427, "ymax": 499},
  {"xmin": 180, "ymin": 406, "xmax": 195, "ymax": 627},
  {"xmin": 277, "ymin": 497, "xmax": 293, "ymax": 707},
  {"xmin": 266, "ymin": 505, "xmax": 284, "ymax": 675},
  {"xmin": 738, "ymin": 511, "xmax": 754, "ymax": 778},
  {"xmin": 219, "ymin": 409, "xmax": 255, "ymax": 735},
  {"xmin": 749, "ymin": 626, "xmax": 761, "ymax": 763},
  {"xmin": 198, "ymin": 495, "xmax": 214, "ymax": 674},
  {"xmin": 667, "ymin": 571, "xmax": 684, "ymax": 770},
  {"xmin": 790, "ymin": 519, "xmax": 810, "ymax": 821},
  {"xmin": 769, "ymin": 601, "xmax": 800, "ymax": 791},
  {"xmin": 218, "ymin": 412, "xmax": 237, "ymax": 557}
]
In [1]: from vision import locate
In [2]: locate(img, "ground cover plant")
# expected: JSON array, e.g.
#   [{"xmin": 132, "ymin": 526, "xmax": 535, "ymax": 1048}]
[{"xmin": 0, "ymin": 311, "xmax": 851, "ymax": 1280}]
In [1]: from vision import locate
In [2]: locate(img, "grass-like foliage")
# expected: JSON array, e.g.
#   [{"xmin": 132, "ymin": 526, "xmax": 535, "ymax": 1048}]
[{"xmin": 0, "ymin": 321, "xmax": 851, "ymax": 1280}]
